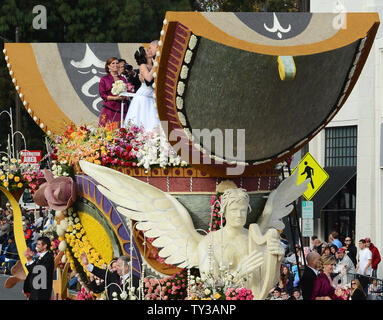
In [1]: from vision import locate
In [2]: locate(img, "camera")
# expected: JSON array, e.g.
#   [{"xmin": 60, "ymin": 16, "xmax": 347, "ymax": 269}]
[{"xmin": 124, "ymin": 63, "xmax": 133, "ymax": 72}]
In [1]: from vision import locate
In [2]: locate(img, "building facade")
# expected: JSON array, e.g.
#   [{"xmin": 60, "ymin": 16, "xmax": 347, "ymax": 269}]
[{"xmin": 308, "ymin": 0, "xmax": 383, "ymax": 278}]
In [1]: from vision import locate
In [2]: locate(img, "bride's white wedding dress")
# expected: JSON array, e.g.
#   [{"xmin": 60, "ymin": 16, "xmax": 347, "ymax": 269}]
[{"xmin": 123, "ymin": 81, "xmax": 160, "ymax": 131}]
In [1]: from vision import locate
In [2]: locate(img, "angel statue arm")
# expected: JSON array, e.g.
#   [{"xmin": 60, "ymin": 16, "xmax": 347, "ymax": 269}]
[{"xmin": 248, "ymin": 166, "xmax": 310, "ymax": 299}]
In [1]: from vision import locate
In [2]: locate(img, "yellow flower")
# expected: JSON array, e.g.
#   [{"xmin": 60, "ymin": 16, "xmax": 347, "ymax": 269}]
[
  {"xmin": 76, "ymin": 223, "xmax": 82, "ymax": 230},
  {"xmin": 0, "ymin": 175, "xmax": 5, "ymax": 181},
  {"xmin": 3, "ymin": 181, "xmax": 9, "ymax": 188},
  {"xmin": 14, "ymin": 176, "xmax": 20, "ymax": 182},
  {"xmin": 17, "ymin": 182, "xmax": 23, "ymax": 188},
  {"xmin": 76, "ymin": 233, "xmax": 82, "ymax": 239},
  {"xmin": 68, "ymin": 226, "xmax": 73, "ymax": 232},
  {"xmin": 8, "ymin": 174, "xmax": 14, "ymax": 180},
  {"xmin": 214, "ymin": 293, "xmax": 221, "ymax": 299}
]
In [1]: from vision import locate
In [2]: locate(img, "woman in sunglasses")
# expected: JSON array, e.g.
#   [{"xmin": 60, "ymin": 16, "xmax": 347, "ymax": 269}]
[
  {"xmin": 350, "ymin": 278, "xmax": 367, "ymax": 300},
  {"xmin": 344, "ymin": 237, "xmax": 357, "ymax": 268},
  {"xmin": 311, "ymin": 255, "xmax": 344, "ymax": 300}
]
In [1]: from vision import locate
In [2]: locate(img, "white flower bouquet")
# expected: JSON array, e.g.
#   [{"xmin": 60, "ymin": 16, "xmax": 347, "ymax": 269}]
[{"xmin": 111, "ymin": 80, "xmax": 127, "ymax": 96}]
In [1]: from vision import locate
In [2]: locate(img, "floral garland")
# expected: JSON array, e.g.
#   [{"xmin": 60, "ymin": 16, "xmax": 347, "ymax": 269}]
[
  {"xmin": 208, "ymin": 192, "xmax": 225, "ymax": 232},
  {"xmin": 53, "ymin": 122, "xmax": 188, "ymax": 173}
]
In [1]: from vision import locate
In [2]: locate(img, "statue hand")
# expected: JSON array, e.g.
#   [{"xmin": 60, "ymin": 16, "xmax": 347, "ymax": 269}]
[
  {"xmin": 236, "ymin": 251, "xmax": 264, "ymax": 279},
  {"xmin": 266, "ymin": 237, "xmax": 285, "ymax": 257}
]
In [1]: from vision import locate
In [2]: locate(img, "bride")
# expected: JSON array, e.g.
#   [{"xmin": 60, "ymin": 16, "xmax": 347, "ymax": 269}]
[{"xmin": 123, "ymin": 46, "xmax": 160, "ymax": 132}]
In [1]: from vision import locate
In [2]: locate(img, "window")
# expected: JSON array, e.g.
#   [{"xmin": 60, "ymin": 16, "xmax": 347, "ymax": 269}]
[{"xmin": 325, "ymin": 126, "xmax": 357, "ymax": 166}]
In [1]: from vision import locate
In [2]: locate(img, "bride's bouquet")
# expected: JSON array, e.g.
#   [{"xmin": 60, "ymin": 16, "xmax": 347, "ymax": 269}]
[{"xmin": 111, "ymin": 80, "xmax": 127, "ymax": 96}]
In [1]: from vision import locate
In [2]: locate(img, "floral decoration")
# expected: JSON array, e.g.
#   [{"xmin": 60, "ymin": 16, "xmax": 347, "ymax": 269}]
[
  {"xmin": 53, "ymin": 122, "xmax": 188, "ymax": 173},
  {"xmin": 0, "ymin": 156, "xmax": 34, "ymax": 191},
  {"xmin": 208, "ymin": 193, "xmax": 225, "ymax": 233},
  {"xmin": 22, "ymin": 170, "xmax": 45, "ymax": 195}
]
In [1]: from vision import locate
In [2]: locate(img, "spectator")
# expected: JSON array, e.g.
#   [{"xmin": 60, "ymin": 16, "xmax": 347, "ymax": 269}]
[
  {"xmin": 329, "ymin": 244, "xmax": 338, "ymax": 257},
  {"xmin": 0, "ymin": 217, "xmax": 10, "ymax": 245},
  {"xmin": 356, "ymin": 238, "xmax": 372, "ymax": 294},
  {"xmin": 23, "ymin": 223, "xmax": 32, "ymax": 248},
  {"xmin": 344, "ymin": 236, "xmax": 357, "ymax": 267},
  {"xmin": 365, "ymin": 238, "xmax": 381, "ymax": 278},
  {"xmin": 334, "ymin": 247, "xmax": 356, "ymax": 285},
  {"xmin": 281, "ymin": 289, "xmax": 293, "ymax": 300},
  {"xmin": 4, "ymin": 203, "xmax": 13, "ymax": 222},
  {"xmin": 367, "ymin": 278, "xmax": 383, "ymax": 300},
  {"xmin": 310, "ymin": 235, "xmax": 318, "ymax": 250},
  {"xmin": 311, "ymin": 254, "xmax": 343, "ymax": 300},
  {"xmin": 278, "ymin": 265, "xmax": 294, "ymax": 296},
  {"xmin": 269, "ymin": 287, "xmax": 282, "ymax": 300},
  {"xmin": 3, "ymin": 236, "xmax": 19, "ymax": 274},
  {"xmin": 312, "ymin": 237, "xmax": 324, "ymax": 255},
  {"xmin": 322, "ymin": 245, "xmax": 331, "ymax": 256},
  {"xmin": 329, "ymin": 231, "xmax": 342, "ymax": 249},
  {"xmin": 301, "ymin": 251, "xmax": 320, "ymax": 300},
  {"xmin": 350, "ymin": 278, "xmax": 367, "ymax": 300},
  {"xmin": 292, "ymin": 287, "xmax": 303, "ymax": 300}
]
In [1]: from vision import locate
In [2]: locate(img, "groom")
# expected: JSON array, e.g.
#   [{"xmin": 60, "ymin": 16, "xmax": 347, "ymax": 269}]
[
  {"xmin": 149, "ymin": 40, "xmax": 159, "ymax": 61},
  {"xmin": 138, "ymin": 40, "xmax": 159, "ymax": 84}
]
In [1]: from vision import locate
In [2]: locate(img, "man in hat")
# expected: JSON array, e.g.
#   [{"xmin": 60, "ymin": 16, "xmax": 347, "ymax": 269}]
[
  {"xmin": 334, "ymin": 247, "xmax": 356, "ymax": 284},
  {"xmin": 365, "ymin": 238, "xmax": 381, "ymax": 278}
]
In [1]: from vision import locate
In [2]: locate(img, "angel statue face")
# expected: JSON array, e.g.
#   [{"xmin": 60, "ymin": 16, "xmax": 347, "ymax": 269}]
[{"xmin": 221, "ymin": 188, "xmax": 249, "ymax": 228}]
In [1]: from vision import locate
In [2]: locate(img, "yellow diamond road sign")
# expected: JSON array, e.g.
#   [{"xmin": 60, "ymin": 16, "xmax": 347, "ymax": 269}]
[{"xmin": 293, "ymin": 152, "xmax": 329, "ymax": 201}]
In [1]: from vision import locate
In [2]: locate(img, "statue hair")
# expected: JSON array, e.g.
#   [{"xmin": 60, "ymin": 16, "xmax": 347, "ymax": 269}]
[{"xmin": 220, "ymin": 188, "xmax": 251, "ymax": 216}]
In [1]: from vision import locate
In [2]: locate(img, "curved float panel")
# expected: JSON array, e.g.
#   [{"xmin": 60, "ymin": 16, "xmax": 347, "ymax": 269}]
[
  {"xmin": 0, "ymin": 187, "xmax": 28, "ymax": 275},
  {"xmin": 154, "ymin": 12, "xmax": 379, "ymax": 177},
  {"xmin": 75, "ymin": 174, "xmax": 142, "ymax": 277},
  {"xmin": 3, "ymin": 43, "xmax": 143, "ymax": 136}
]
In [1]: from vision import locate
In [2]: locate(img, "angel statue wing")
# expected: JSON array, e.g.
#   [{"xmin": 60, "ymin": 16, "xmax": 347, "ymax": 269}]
[
  {"xmin": 79, "ymin": 160, "xmax": 204, "ymax": 268},
  {"xmin": 256, "ymin": 165, "xmax": 310, "ymax": 234}
]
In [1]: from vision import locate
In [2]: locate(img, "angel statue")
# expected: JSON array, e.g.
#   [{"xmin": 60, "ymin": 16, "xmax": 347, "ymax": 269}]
[{"xmin": 79, "ymin": 160, "xmax": 309, "ymax": 300}]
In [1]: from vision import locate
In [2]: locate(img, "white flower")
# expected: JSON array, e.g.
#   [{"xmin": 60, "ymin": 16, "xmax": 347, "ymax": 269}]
[
  {"xmin": 61, "ymin": 255, "xmax": 67, "ymax": 263},
  {"xmin": 204, "ymin": 288, "xmax": 211, "ymax": 295},
  {"xmin": 74, "ymin": 217, "xmax": 80, "ymax": 223},
  {"xmin": 55, "ymin": 211, "xmax": 63, "ymax": 218},
  {"xmin": 178, "ymin": 112, "xmax": 187, "ymax": 126},
  {"xmin": 120, "ymin": 291, "xmax": 128, "ymax": 300},
  {"xmin": 112, "ymin": 292, "xmax": 118, "ymax": 298},
  {"xmin": 58, "ymin": 240, "xmax": 67, "ymax": 252},
  {"xmin": 176, "ymin": 97, "xmax": 183, "ymax": 110},
  {"xmin": 188, "ymin": 35, "xmax": 198, "ymax": 50},
  {"xmin": 184, "ymin": 50, "xmax": 193, "ymax": 64},
  {"xmin": 56, "ymin": 225, "xmax": 66, "ymax": 237},
  {"xmin": 180, "ymin": 65, "xmax": 189, "ymax": 79},
  {"xmin": 177, "ymin": 81, "xmax": 185, "ymax": 96}
]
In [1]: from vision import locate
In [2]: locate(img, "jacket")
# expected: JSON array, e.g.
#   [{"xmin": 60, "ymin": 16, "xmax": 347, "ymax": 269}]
[{"xmin": 369, "ymin": 243, "xmax": 381, "ymax": 270}]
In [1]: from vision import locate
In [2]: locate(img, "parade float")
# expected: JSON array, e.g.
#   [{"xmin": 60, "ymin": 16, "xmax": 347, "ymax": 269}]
[{"xmin": 0, "ymin": 11, "xmax": 379, "ymax": 300}]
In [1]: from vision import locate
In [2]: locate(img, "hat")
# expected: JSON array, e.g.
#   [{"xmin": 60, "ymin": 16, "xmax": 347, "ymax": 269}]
[
  {"xmin": 365, "ymin": 237, "xmax": 371, "ymax": 243},
  {"xmin": 337, "ymin": 247, "xmax": 346, "ymax": 253},
  {"xmin": 33, "ymin": 169, "xmax": 77, "ymax": 211}
]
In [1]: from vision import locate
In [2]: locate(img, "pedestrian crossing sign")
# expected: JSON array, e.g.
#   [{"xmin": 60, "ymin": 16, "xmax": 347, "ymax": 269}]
[{"xmin": 292, "ymin": 152, "xmax": 329, "ymax": 200}]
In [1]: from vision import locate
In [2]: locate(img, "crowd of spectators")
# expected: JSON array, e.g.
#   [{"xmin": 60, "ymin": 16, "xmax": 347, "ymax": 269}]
[
  {"xmin": 266, "ymin": 231, "xmax": 382, "ymax": 300},
  {"xmin": 0, "ymin": 201, "xmax": 50, "ymax": 275}
]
